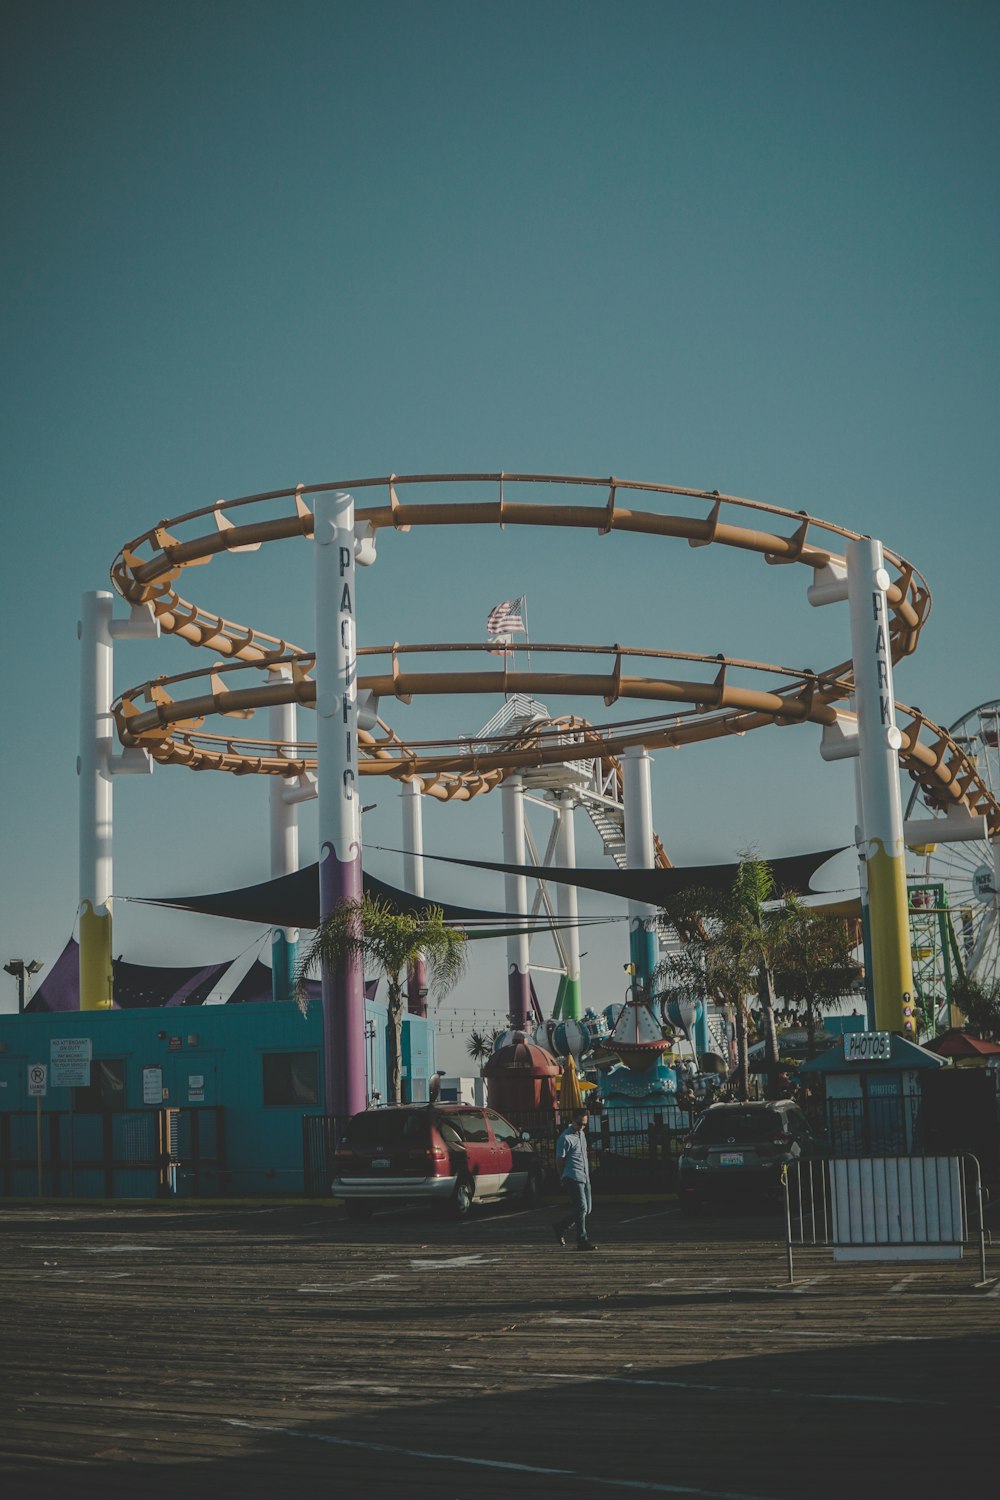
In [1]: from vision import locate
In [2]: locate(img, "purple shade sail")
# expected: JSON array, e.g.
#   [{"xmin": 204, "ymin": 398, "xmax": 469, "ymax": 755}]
[
  {"xmin": 23, "ymin": 937, "xmax": 79, "ymax": 1013},
  {"xmin": 28, "ymin": 939, "xmax": 237, "ymax": 1012}
]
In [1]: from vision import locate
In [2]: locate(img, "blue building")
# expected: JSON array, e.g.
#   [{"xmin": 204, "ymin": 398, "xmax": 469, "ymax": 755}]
[{"xmin": 0, "ymin": 998, "xmax": 436, "ymax": 1198}]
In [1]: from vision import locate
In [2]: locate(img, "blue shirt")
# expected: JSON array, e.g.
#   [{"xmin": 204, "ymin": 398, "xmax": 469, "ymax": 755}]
[{"xmin": 556, "ymin": 1125, "xmax": 591, "ymax": 1184}]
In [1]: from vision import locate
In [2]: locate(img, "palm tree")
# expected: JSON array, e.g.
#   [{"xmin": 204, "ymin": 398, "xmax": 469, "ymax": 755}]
[
  {"xmin": 654, "ymin": 926, "xmax": 756, "ymax": 1099},
  {"xmin": 296, "ymin": 896, "xmax": 467, "ymax": 1104},
  {"xmin": 770, "ymin": 897, "xmax": 859, "ymax": 1057},
  {"xmin": 951, "ymin": 973, "xmax": 1000, "ymax": 1041},
  {"xmin": 466, "ymin": 1027, "xmax": 503, "ymax": 1064},
  {"xmin": 656, "ymin": 856, "xmax": 799, "ymax": 1100},
  {"xmin": 733, "ymin": 857, "xmax": 785, "ymax": 1095}
]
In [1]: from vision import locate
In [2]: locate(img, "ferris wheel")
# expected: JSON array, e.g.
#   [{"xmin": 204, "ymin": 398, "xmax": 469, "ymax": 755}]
[{"xmin": 905, "ymin": 699, "xmax": 1000, "ymax": 992}]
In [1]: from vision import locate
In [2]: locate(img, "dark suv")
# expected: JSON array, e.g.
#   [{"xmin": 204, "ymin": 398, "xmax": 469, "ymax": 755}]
[
  {"xmin": 677, "ymin": 1100, "xmax": 824, "ymax": 1213},
  {"xmin": 333, "ymin": 1104, "xmax": 544, "ymax": 1220}
]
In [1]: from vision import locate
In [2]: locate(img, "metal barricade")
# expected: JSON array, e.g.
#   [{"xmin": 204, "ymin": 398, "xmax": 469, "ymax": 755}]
[{"xmin": 783, "ymin": 1154, "xmax": 988, "ymax": 1285}]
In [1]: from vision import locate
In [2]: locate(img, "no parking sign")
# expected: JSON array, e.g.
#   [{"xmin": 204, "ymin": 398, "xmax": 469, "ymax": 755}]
[{"xmin": 28, "ymin": 1063, "xmax": 47, "ymax": 1097}]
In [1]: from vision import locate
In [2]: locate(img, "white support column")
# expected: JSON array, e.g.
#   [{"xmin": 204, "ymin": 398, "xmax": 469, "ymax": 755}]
[
  {"xmin": 501, "ymin": 773, "xmax": 532, "ymax": 1031},
  {"xmin": 621, "ymin": 745, "xmax": 658, "ymax": 993},
  {"xmin": 555, "ymin": 795, "xmax": 582, "ymax": 1020},
  {"xmin": 314, "ymin": 491, "xmax": 367, "ymax": 1117},
  {"xmin": 402, "ymin": 777, "xmax": 428, "ymax": 1017},
  {"xmin": 846, "ymin": 537, "xmax": 916, "ymax": 1035},
  {"xmin": 269, "ymin": 667, "xmax": 300, "ymax": 1003},
  {"xmin": 78, "ymin": 591, "xmax": 115, "ymax": 1010}
]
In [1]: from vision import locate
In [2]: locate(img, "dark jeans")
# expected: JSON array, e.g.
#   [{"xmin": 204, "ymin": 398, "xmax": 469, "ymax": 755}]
[{"xmin": 555, "ymin": 1178, "xmax": 592, "ymax": 1244}]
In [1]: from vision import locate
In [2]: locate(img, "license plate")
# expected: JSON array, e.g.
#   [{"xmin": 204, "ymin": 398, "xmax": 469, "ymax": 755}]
[
  {"xmin": 720, "ymin": 1152, "xmax": 744, "ymax": 1166},
  {"xmin": 371, "ymin": 1158, "xmax": 389, "ymax": 1168}
]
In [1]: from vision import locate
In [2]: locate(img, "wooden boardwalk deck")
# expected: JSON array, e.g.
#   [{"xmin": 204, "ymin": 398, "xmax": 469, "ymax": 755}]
[{"xmin": 1, "ymin": 1198, "xmax": 997, "ymax": 1499}]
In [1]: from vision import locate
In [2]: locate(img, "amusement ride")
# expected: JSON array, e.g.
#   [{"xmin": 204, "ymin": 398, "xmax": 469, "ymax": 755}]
[
  {"xmin": 69, "ymin": 472, "xmax": 1000, "ymax": 1117},
  {"xmin": 905, "ymin": 700, "xmax": 1000, "ymax": 1026}
]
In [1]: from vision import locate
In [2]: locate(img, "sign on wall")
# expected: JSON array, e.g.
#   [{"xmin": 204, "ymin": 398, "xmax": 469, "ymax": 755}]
[
  {"xmin": 142, "ymin": 1066, "xmax": 164, "ymax": 1105},
  {"xmin": 50, "ymin": 1037, "xmax": 92, "ymax": 1088}
]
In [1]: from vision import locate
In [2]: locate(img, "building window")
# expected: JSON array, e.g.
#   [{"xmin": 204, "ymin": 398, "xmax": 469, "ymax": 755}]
[
  {"xmin": 74, "ymin": 1059, "xmax": 126, "ymax": 1113},
  {"xmin": 262, "ymin": 1051, "xmax": 319, "ymax": 1107}
]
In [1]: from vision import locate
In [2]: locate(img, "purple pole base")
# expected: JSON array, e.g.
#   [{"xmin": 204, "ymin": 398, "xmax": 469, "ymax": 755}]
[{"xmin": 320, "ymin": 840, "xmax": 367, "ymax": 1119}]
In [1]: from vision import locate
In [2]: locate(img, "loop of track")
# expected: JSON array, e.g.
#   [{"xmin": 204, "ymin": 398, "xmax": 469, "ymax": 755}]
[{"xmin": 109, "ymin": 473, "xmax": 999, "ymax": 834}]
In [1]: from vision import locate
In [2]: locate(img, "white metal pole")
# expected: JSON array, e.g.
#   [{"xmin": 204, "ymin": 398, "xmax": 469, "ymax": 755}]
[
  {"xmin": 622, "ymin": 745, "xmax": 658, "ymax": 993},
  {"xmin": 846, "ymin": 536, "xmax": 916, "ymax": 1035},
  {"xmin": 269, "ymin": 667, "xmax": 300, "ymax": 1002},
  {"xmin": 501, "ymin": 773, "xmax": 532, "ymax": 1030},
  {"xmin": 555, "ymin": 795, "xmax": 582, "ymax": 1019},
  {"xmin": 402, "ymin": 777, "xmax": 428, "ymax": 1017},
  {"xmin": 78, "ymin": 591, "xmax": 114, "ymax": 1010},
  {"xmin": 314, "ymin": 491, "xmax": 367, "ymax": 1117}
]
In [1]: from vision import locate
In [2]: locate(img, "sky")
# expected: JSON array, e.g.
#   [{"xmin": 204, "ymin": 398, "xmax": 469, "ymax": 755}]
[{"xmin": 1, "ymin": 1, "xmax": 997, "ymax": 1070}]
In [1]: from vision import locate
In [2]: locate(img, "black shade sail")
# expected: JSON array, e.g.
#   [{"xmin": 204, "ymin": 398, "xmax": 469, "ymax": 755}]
[
  {"xmin": 376, "ymin": 845, "xmax": 845, "ymax": 904},
  {"xmin": 136, "ymin": 847, "xmax": 844, "ymax": 931},
  {"xmin": 137, "ymin": 866, "xmax": 531, "ymax": 931}
]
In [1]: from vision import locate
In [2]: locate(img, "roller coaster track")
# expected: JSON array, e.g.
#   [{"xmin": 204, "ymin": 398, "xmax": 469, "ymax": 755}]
[{"xmin": 107, "ymin": 472, "xmax": 1000, "ymax": 836}]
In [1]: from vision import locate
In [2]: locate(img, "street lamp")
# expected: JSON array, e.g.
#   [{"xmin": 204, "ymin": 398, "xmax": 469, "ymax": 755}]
[{"xmin": 4, "ymin": 959, "xmax": 43, "ymax": 1013}]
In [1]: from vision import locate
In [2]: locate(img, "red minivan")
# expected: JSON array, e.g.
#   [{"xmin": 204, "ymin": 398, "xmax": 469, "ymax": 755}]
[{"xmin": 333, "ymin": 1104, "xmax": 544, "ymax": 1220}]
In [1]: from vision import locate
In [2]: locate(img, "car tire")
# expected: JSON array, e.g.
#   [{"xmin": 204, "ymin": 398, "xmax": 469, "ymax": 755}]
[
  {"xmin": 450, "ymin": 1174, "xmax": 475, "ymax": 1219},
  {"xmin": 345, "ymin": 1200, "xmax": 374, "ymax": 1222},
  {"xmin": 522, "ymin": 1169, "xmax": 543, "ymax": 1210}
]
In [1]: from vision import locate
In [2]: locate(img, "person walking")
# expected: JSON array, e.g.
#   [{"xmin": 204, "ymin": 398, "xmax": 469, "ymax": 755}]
[{"xmin": 553, "ymin": 1108, "xmax": 597, "ymax": 1250}]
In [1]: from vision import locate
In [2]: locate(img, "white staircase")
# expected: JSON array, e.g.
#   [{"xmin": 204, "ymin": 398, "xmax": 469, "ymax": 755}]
[
  {"xmin": 472, "ymin": 694, "xmax": 550, "ymax": 748},
  {"xmin": 582, "ymin": 799, "xmax": 628, "ymax": 867},
  {"xmin": 702, "ymin": 1000, "xmax": 730, "ymax": 1060}
]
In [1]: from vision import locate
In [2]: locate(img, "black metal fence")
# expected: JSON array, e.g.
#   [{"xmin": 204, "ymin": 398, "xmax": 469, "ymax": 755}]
[
  {"xmin": 502, "ymin": 1106, "xmax": 680, "ymax": 1192},
  {"xmin": 826, "ymin": 1094, "xmax": 923, "ymax": 1158},
  {"xmin": 825, "ymin": 1081, "xmax": 1000, "ymax": 1173},
  {"xmin": 0, "ymin": 1107, "xmax": 226, "ymax": 1199},
  {"xmin": 302, "ymin": 1105, "xmax": 681, "ymax": 1198},
  {"xmin": 302, "ymin": 1113, "xmax": 349, "ymax": 1197}
]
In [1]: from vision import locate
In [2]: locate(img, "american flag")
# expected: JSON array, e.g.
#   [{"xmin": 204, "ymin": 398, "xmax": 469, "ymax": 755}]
[{"xmin": 486, "ymin": 597, "xmax": 525, "ymax": 637}]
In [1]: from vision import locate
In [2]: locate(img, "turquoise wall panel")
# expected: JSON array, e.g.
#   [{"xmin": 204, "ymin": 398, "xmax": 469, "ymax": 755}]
[{"xmin": 0, "ymin": 999, "xmax": 439, "ymax": 1197}]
